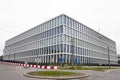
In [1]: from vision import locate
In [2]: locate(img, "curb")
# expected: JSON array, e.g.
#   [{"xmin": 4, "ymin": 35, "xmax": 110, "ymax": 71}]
[
  {"xmin": 1, "ymin": 62, "xmax": 57, "ymax": 70},
  {"xmin": 23, "ymin": 72, "xmax": 89, "ymax": 79}
]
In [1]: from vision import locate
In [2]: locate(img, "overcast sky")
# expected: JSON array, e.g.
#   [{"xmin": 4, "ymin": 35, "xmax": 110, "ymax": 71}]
[{"xmin": 0, "ymin": 0, "xmax": 120, "ymax": 55}]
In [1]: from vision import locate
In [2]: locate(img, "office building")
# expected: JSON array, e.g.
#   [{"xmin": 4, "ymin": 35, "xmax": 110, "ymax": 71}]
[{"xmin": 3, "ymin": 14, "xmax": 118, "ymax": 64}]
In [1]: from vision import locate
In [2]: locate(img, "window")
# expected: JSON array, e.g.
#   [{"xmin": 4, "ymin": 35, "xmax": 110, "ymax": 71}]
[
  {"xmin": 49, "ymin": 29, "xmax": 52, "ymax": 36},
  {"xmin": 67, "ymin": 45, "xmax": 69, "ymax": 53},
  {"xmin": 54, "ymin": 45, "xmax": 57, "ymax": 53},
  {"xmin": 70, "ymin": 18, "xmax": 72, "ymax": 27},
  {"xmin": 66, "ymin": 27, "xmax": 69, "ymax": 35},
  {"xmin": 46, "ymin": 31, "xmax": 49, "ymax": 37},
  {"xmin": 59, "ymin": 16, "xmax": 62, "ymax": 25},
  {"xmin": 55, "ymin": 18, "xmax": 57, "ymax": 27},
  {"xmin": 45, "ymin": 22, "xmax": 47, "ymax": 31},
  {"xmin": 62, "ymin": 35, "xmax": 65, "ymax": 43},
  {"xmin": 55, "ymin": 27, "xmax": 57, "ymax": 35},
  {"xmin": 44, "ymin": 31, "xmax": 46, "ymax": 38},
  {"xmin": 52, "ymin": 28, "xmax": 55, "ymax": 36},
  {"xmin": 48, "ymin": 21, "xmax": 50, "ymax": 29},
  {"xmin": 57, "ymin": 45, "xmax": 59, "ymax": 53},
  {"xmin": 66, "ymin": 16, "xmax": 69, "ymax": 26},
  {"xmin": 59, "ymin": 25, "xmax": 63, "ymax": 34},
  {"xmin": 57, "ymin": 16, "xmax": 59, "ymax": 26},
  {"xmin": 64, "ymin": 44, "xmax": 67, "ymax": 52},
  {"xmin": 52, "ymin": 19, "xmax": 54, "ymax": 28},
  {"xmin": 69, "ymin": 28, "xmax": 72, "ymax": 36},
  {"xmin": 52, "ymin": 46, "xmax": 54, "ymax": 53},
  {"xmin": 49, "ymin": 46, "xmax": 51, "ymax": 53},
  {"xmin": 65, "ymin": 36, "xmax": 69, "ymax": 43},
  {"xmin": 50, "ymin": 20, "xmax": 52, "ymax": 29},
  {"xmin": 60, "ymin": 44, "xmax": 63, "ymax": 52},
  {"xmin": 60, "ymin": 35, "xmax": 62, "ymax": 42},
  {"xmin": 76, "ymin": 22, "xmax": 79, "ymax": 30},
  {"xmin": 64, "ymin": 15, "xmax": 66, "ymax": 25},
  {"xmin": 57, "ymin": 36, "xmax": 59, "ymax": 43},
  {"xmin": 55, "ymin": 26, "xmax": 58, "ymax": 35},
  {"xmin": 52, "ymin": 37, "xmax": 55, "ymax": 44},
  {"xmin": 50, "ymin": 38, "xmax": 52, "ymax": 45}
]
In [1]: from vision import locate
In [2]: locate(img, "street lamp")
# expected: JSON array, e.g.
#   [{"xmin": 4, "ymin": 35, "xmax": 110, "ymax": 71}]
[
  {"xmin": 70, "ymin": 38, "xmax": 75, "ymax": 68},
  {"xmin": 107, "ymin": 47, "xmax": 110, "ymax": 69}
]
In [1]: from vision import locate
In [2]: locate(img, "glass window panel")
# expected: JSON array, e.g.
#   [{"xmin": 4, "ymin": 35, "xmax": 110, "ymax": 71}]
[
  {"xmin": 52, "ymin": 37, "xmax": 55, "ymax": 44},
  {"xmin": 70, "ymin": 18, "xmax": 72, "ymax": 27},
  {"xmin": 66, "ymin": 36, "xmax": 69, "ymax": 43},
  {"xmin": 52, "ymin": 28, "xmax": 55, "ymax": 36},
  {"xmin": 52, "ymin": 46, "xmax": 54, "ymax": 53},
  {"xmin": 60, "ymin": 44, "xmax": 63, "ymax": 52},
  {"xmin": 59, "ymin": 16, "xmax": 62, "ymax": 25},
  {"xmin": 54, "ymin": 36, "xmax": 56, "ymax": 44},
  {"xmin": 60, "ymin": 35, "xmax": 62, "ymax": 42},
  {"xmin": 44, "ymin": 31, "xmax": 46, "ymax": 38},
  {"xmin": 66, "ymin": 16, "xmax": 69, "ymax": 26},
  {"xmin": 64, "ymin": 44, "xmax": 67, "ymax": 52},
  {"xmin": 57, "ymin": 16, "xmax": 59, "ymax": 26},
  {"xmin": 57, "ymin": 36, "xmax": 59, "ymax": 43},
  {"xmin": 64, "ymin": 15, "xmax": 66, "ymax": 25},
  {"xmin": 56, "ymin": 27, "xmax": 59, "ymax": 34},
  {"xmin": 54, "ymin": 45, "xmax": 57, "ymax": 53},
  {"xmin": 57, "ymin": 45, "xmax": 59, "ymax": 53},
  {"xmin": 50, "ymin": 20, "xmax": 52, "ymax": 29},
  {"xmin": 73, "ymin": 20, "xmax": 75, "ymax": 28},
  {"xmin": 59, "ymin": 25, "xmax": 63, "ymax": 33},
  {"xmin": 47, "ymin": 31, "xmax": 49, "ymax": 37},
  {"xmin": 55, "ymin": 18, "xmax": 57, "ymax": 27},
  {"xmin": 52, "ymin": 19, "xmax": 54, "ymax": 28},
  {"xmin": 62, "ymin": 35, "xmax": 65, "ymax": 43},
  {"xmin": 58, "ymin": 35, "xmax": 61, "ymax": 43},
  {"xmin": 49, "ymin": 46, "xmax": 51, "ymax": 53},
  {"xmin": 50, "ymin": 38, "xmax": 52, "ymax": 45},
  {"xmin": 61, "ymin": 15, "xmax": 64, "ymax": 25},
  {"xmin": 55, "ymin": 27, "xmax": 56, "ymax": 35},
  {"xmin": 74, "ymin": 21, "xmax": 77, "ymax": 29}
]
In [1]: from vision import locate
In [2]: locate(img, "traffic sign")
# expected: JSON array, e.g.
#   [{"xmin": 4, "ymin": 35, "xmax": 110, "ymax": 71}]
[
  {"xmin": 74, "ymin": 58, "xmax": 78, "ymax": 64},
  {"xmin": 59, "ymin": 57, "xmax": 63, "ymax": 76},
  {"xmin": 59, "ymin": 57, "xmax": 63, "ymax": 64}
]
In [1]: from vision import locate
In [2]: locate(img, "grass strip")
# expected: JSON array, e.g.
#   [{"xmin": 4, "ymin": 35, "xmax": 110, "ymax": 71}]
[
  {"xmin": 28, "ymin": 71, "xmax": 76, "ymax": 76},
  {"xmin": 64, "ymin": 67, "xmax": 112, "ymax": 71}
]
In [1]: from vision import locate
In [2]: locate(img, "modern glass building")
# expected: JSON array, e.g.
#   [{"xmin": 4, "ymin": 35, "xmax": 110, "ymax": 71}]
[{"xmin": 3, "ymin": 14, "xmax": 118, "ymax": 65}]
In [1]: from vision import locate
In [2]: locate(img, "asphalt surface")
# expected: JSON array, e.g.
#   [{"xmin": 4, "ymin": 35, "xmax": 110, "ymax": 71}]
[{"xmin": 0, "ymin": 62, "xmax": 120, "ymax": 80}]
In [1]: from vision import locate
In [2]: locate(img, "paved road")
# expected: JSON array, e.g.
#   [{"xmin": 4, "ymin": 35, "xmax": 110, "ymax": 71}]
[
  {"xmin": 0, "ymin": 62, "xmax": 46, "ymax": 80},
  {"xmin": 69, "ymin": 68, "xmax": 120, "ymax": 80},
  {"xmin": 0, "ymin": 62, "xmax": 120, "ymax": 80}
]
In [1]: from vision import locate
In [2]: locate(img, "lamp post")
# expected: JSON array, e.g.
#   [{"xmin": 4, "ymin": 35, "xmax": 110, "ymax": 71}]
[
  {"xmin": 13, "ymin": 49, "xmax": 16, "ymax": 61},
  {"xmin": 36, "ymin": 50, "xmax": 39, "ymax": 71},
  {"xmin": 107, "ymin": 47, "xmax": 110, "ymax": 69},
  {"xmin": 71, "ymin": 38, "xmax": 75, "ymax": 68},
  {"xmin": 8, "ymin": 46, "xmax": 10, "ymax": 61}
]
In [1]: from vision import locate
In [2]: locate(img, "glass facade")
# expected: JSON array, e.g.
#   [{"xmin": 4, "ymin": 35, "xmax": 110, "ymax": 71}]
[{"xmin": 3, "ymin": 14, "xmax": 118, "ymax": 64}]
